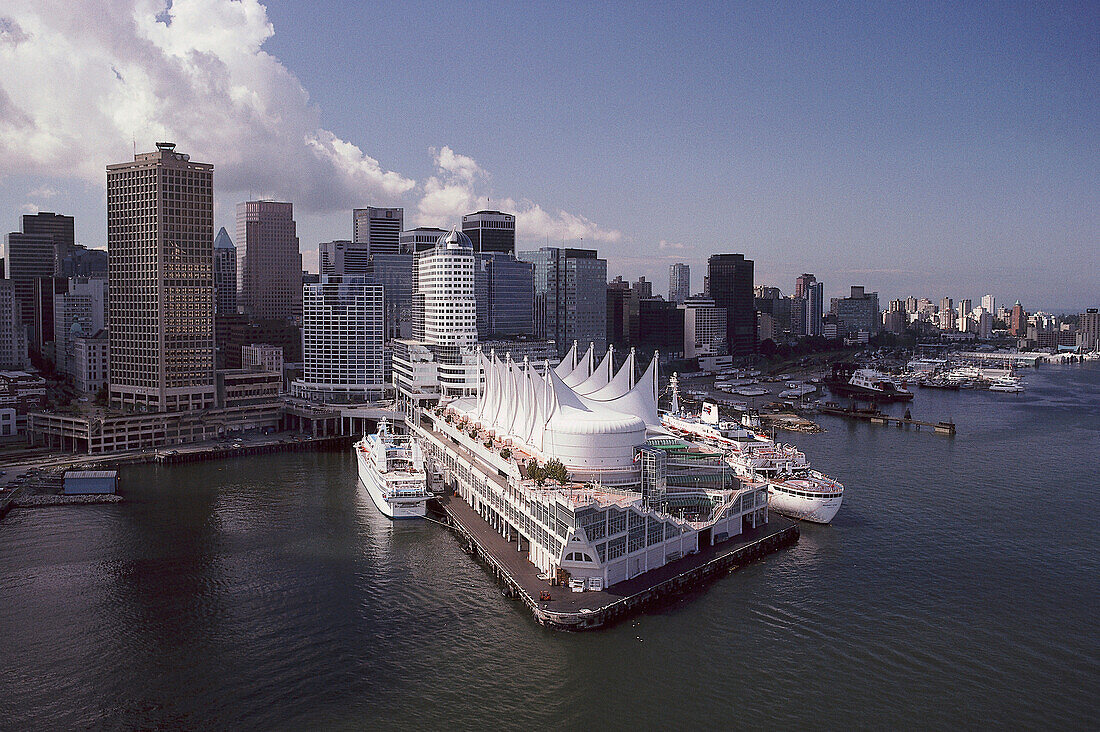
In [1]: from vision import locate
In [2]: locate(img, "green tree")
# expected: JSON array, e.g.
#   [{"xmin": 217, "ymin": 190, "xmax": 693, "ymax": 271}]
[{"xmin": 544, "ymin": 458, "xmax": 569, "ymax": 485}]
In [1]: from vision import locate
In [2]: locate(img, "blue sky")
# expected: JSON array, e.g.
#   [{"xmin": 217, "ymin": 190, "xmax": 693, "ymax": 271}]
[{"xmin": 1, "ymin": 0, "xmax": 1096, "ymax": 309}]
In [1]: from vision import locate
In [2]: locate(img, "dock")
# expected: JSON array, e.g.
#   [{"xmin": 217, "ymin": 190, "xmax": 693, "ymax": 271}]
[
  {"xmin": 434, "ymin": 493, "xmax": 799, "ymax": 630},
  {"xmin": 818, "ymin": 403, "xmax": 956, "ymax": 434}
]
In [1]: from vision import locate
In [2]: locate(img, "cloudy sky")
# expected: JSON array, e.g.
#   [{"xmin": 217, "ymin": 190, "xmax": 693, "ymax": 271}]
[{"xmin": 1, "ymin": 0, "xmax": 1096, "ymax": 309}]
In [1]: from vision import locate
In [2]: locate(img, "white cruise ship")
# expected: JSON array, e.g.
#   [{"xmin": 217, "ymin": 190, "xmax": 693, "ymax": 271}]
[
  {"xmin": 765, "ymin": 470, "xmax": 844, "ymax": 524},
  {"xmin": 355, "ymin": 420, "xmax": 431, "ymax": 519}
]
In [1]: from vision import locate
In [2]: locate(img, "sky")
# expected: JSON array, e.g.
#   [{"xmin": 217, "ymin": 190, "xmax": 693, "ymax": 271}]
[{"xmin": 1, "ymin": 0, "xmax": 1096, "ymax": 310}]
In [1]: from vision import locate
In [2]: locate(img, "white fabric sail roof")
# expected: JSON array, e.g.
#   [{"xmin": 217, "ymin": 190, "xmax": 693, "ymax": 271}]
[
  {"xmin": 462, "ymin": 345, "xmax": 662, "ymax": 470},
  {"xmin": 553, "ymin": 342, "xmax": 578, "ymax": 378},
  {"xmin": 573, "ymin": 345, "xmax": 614, "ymax": 395},
  {"xmin": 562, "ymin": 343, "xmax": 594, "ymax": 388}
]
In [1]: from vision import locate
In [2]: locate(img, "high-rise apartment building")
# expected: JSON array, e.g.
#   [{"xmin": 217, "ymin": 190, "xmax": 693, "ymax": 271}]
[
  {"xmin": 957, "ymin": 299, "xmax": 973, "ymax": 332},
  {"xmin": 519, "ymin": 247, "xmax": 607, "ymax": 357},
  {"xmin": 669, "ymin": 263, "xmax": 690, "ymax": 304},
  {"xmin": 707, "ymin": 254, "xmax": 756, "ymax": 356},
  {"xmin": 1010, "ymin": 302, "xmax": 1026, "ymax": 337},
  {"xmin": 353, "ymin": 206, "xmax": 403, "ymax": 254},
  {"xmin": 633, "ymin": 276, "xmax": 653, "ymax": 299},
  {"xmin": 1079, "ymin": 308, "xmax": 1100, "ymax": 352},
  {"xmin": 213, "ymin": 227, "xmax": 237, "ymax": 315},
  {"xmin": 292, "ymin": 276, "xmax": 385, "ymax": 402},
  {"xmin": 981, "ymin": 294, "xmax": 996, "ymax": 314},
  {"xmin": 236, "ymin": 200, "xmax": 301, "ymax": 321},
  {"xmin": 106, "ymin": 142, "xmax": 215, "ymax": 412},
  {"xmin": 400, "ymin": 227, "xmax": 448, "ymax": 254},
  {"xmin": 794, "ymin": 274, "xmax": 823, "ymax": 336},
  {"xmin": 461, "ymin": 210, "xmax": 516, "ymax": 255}
]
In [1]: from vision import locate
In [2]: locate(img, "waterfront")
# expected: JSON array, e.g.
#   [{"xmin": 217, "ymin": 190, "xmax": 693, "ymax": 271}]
[{"xmin": 1, "ymin": 363, "xmax": 1097, "ymax": 729}]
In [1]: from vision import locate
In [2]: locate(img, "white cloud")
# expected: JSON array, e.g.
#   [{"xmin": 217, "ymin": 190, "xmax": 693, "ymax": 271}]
[
  {"xmin": 0, "ymin": 0, "xmax": 414, "ymax": 210},
  {"xmin": 659, "ymin": 240, "xmax": 686, "ymax": 250},
  {"xmin": 415, "ymin": 147, "xmax": 621, "ymax": 244},
  {"xmin": 20, "ymin": 202, "xmax": 38, "ymax": 213},
  {"xmin": 28, "ymin": 184, "xmax": 59, "ymax": 198}
]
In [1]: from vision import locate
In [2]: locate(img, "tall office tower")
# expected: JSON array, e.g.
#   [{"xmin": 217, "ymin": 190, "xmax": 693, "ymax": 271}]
[
  {"xmin": 367, "ymin": 253, "xmax": 414, "ymax": 340},
  {"xmin": 402, "ymin": 228, "xmax": 480, "ymax": 397},
  {"xmin": 400, "ymin": 227, "xmax": 448, "ymax": 254},
  {"xmin": 318, "ymin": 240, "xmax": 368, "ymax": 276},
  {"xmin": 3, "ymin": 230, "xmax": 56, "ymax": 330},
  {"xmin": 353, "ymin": 206, "xmax": 403, "ymax": 254},
  {"xmin": 981, "ymin": 294, "xmax": 995, "ymax": 314},
  {"xmin": 21, "ymin": 211, "xmax": 75, "ymax": 272},
  {"xmin": 606, "ymin": 276, "xmax": 636, "ymax": 347},
  {"xmin": 236, "ymin": 200, "xmax": 301, "ymax": 321},
  {"xmin": 794, "ymin": 273, "xmax": 815, "ymax": 299},
  {"xmin": 474, "ymin": 253, "xmax": 535, "ymax": 339},
  {"xmin": 519, "ymin": 246, "xmax": 607, "ymax": 357},
  {"xmin": 807, "ymin": 281, "xmax": 824, "ymax": 336},
  {"xmin": 707, "ymin": 254, "xmax": 756, "ymax": 356},
  {"xmin": 0, "ymin": 280, "xmax": 29, "ymax": 369},
  {"xmin": 293, "ymin": 276, "xmax": 385, "ymax": 402},
  {"xmin": 31, "ymin": 276, "xmax": 68, "ymax": 357},
  {"xmin": 106, "ymin": 142, "xmax": 215, "ymax": 412},
  {"xmin": 461, "ymin": 210, "xmax": 515, "ymax": 254},
  {"xmin": 669, "ymin": 263, "xmax": 690, "ymax": 303},
  {"xmin": 833, "ymin": 286, "xmax": 881, "ymax": 337},
  {"xmin": 679, "ymin": 296, "xmax": 727, "ymax": 358},
  {"xmin": 633, "ymin": 276, "xmax": 653, "ymax": 299},
  {"xmin": 213, "ymin": 227, "xmax": 237, "ymax": 315}
]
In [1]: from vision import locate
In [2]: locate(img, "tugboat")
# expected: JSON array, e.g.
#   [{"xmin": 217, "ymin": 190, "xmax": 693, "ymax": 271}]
[{"xmin": 825, "ymin": 363, "xmax": 914, "ymax": 402}]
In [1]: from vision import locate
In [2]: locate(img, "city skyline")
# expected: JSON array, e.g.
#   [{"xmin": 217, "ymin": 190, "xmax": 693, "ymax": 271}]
[{"xmin": 1, "ymin": 1, "xmax": 1097, "ymax": 309}]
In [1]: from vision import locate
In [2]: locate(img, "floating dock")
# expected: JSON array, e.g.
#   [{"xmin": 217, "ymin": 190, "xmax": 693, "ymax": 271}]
[
  {"xmin": 818, "ymin": 404, "xmax": 956, "ymax": 434},
  {"xmin": 435, "ymin": 493, "xmax": 799, "ymax": 630}
]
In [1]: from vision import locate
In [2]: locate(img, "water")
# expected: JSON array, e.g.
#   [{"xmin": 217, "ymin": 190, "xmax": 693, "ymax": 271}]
[{"xmin": 2, "ymin": 364, "xmax": 1098, "ymax": 729}]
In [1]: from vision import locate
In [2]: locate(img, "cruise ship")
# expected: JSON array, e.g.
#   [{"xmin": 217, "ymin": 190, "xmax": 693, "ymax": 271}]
[
  {"xmin": 763, "ymin": 470, "xmax": 844, "ymax": 524},
  {"xmin": 662, "ymin": 381, "xmax": 840, "ymax": 522},
  {"xmin": 355, "ymin": 420, "xmax": 431, "ymax": 519},
  {"xmin": 826, "ymin": 363, "xmax": 914, "ymax": 402}
]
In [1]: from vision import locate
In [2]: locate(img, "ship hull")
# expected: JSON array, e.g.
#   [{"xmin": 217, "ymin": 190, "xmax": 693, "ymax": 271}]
[
  {"xmin": 826, "ymin": 381, "xmax": 914, "ymax": 402},
  {"xmin": 767, "ymin": 486, "xmax": 843, "ymax": 524}
]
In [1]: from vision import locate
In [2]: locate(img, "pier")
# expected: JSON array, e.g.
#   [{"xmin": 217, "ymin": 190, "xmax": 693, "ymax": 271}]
[
  {"xmin": 818, "ymin": 403, "xmax": 956, "ymax": 434},
  {"xmin": 434, "ymin": 493, "xmax": 799, "ymax": 630}
]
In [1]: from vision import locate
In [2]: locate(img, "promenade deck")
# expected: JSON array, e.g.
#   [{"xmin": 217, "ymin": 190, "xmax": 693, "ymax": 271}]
[{"xmin": 437, "ymin": 492, "xmax": 798, "ymax": 630}]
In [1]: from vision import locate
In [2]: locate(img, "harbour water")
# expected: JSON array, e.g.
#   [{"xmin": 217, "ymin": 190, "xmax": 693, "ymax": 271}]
[{"xmin": 1, "ymin": 363, "xmax": 1097, "ymax": 728}]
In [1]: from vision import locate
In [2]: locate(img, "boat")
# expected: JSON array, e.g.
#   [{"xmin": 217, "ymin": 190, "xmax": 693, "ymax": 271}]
[
  {"xmin": 825, "ymin": 363, "xmax": 914, "ymax": 402},
  {"xmin": 355, "ymin": 419, "xmax": 431, "ymax": 519},
  {"xmin": 989, "ymin": 377, "xmax": 1024, "ymax": 393},
  {"xmin": 764, "ymin": 469, "xmax": 844, "ymax": 523}
]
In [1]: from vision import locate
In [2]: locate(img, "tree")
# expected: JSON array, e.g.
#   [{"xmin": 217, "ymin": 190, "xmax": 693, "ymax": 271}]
[
  {"xmin": 544, "ymin": 459, "xmax": 569, "ymax": 485},
  {"xmin": 759, "ymin": 338, "xmax": 779, "ymax": 358}
]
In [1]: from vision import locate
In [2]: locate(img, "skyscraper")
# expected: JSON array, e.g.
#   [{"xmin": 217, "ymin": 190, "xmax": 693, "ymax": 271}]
[
  {"xmin": 3, "ymin": 230, "xmax": 56, "ymax": 330},
  {"xmin": 707, "ymin": 254, "xmax": 756, "ymax": 356},
  {"xmin": 680, "ymin": 296, "xmax": 727, "ymax": 358},
  {"xmin": 21, "ymin": 211, "xmax": 74, "ymax": 272},
  {"xmin": 293, "ymin": 276, "xmax": 385, "ymax": 403},
  {"xmin": 1010, "ymin": 302, "xmax": 1026, "ymax": 337},
  {"xmin": 981, "ymin": 294, "xmax": 995, "ymax": 314},
  {"xmin": 633, "ymin": 276, "xmax": 653, "ymax": 299},
  {"xmin": 399, "ymin": 227, "xmax": 448, "ymax": 254},
  {"xmin": 0, "ymin": 280, "xmax": 29, "ymax": 369},
  {"xmin": 213, "ymin": 227, "xmax": 237, "ymax": 315},
  {"xmin": 519, "ymin": 246, "xmax": 607, "ymax": 357},
  {"xmin": 106, "ymin": 142, "xmax": 215, "ymax": 412},
  {"xmin": 832, "ymin": 286, "xmax": 881, "ymax": 337},
  {"xmin": 318, "ymin": 240, "xmax": 369, "ymax": 276},
  {"xmin": 669, "ymin": 263, "xmax": 690, "ymax": 303},
  {"xmin": 461, "ymin": 210, "xmax": 516, "ymax": 254},
  {"xmin": 795, "ymin": 274, "xmax": 823, "ymax": 336},
  {"xmin": 473, "ymin": 253, "xmax": 535, "ymax": 339},
  {"xmin": 353, "ymin": 206, "xmax": 403, "ymax": 255},
  {"xmin": 236, "ymin": 200, "xmax": 301, "ymax": 321}
]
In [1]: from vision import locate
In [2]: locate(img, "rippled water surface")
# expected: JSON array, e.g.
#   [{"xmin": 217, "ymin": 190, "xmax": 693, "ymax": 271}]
[{"xmin": 2, "ymin": 363, "xmax": 1098, "ymax": 729}]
